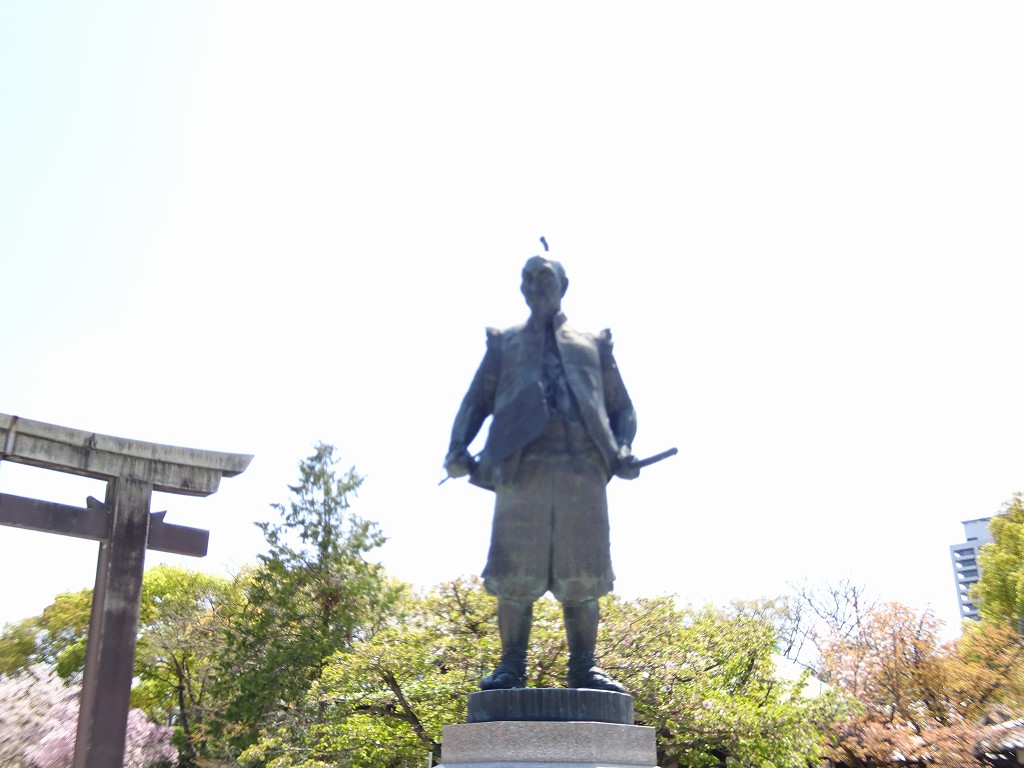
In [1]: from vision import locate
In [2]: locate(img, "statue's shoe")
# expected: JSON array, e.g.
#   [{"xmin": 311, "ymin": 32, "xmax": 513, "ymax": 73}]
[
  {"xmin": 567, "ymin": 666, "xmax": 626, "ymax": 693},
  {"xmin": 480, "ymin": 662, "xmax": 526, "ymax": 690}
]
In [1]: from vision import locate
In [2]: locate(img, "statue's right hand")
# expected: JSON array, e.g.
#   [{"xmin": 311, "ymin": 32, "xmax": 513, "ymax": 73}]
[{"xmin": 444, "ymin": 448, "xmax": 475, "ymax": 479}]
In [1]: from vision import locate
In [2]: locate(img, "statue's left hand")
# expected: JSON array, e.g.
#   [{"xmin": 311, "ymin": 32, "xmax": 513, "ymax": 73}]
[{"xmin": 614, "ymin": 445, "xmax": 640, "ymax": 480}]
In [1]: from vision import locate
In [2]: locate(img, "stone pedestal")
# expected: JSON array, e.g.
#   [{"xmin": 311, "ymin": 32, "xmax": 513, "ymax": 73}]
[{"xmin": 438, "ymin": 689, "xmax": 657, "ymax": 768}]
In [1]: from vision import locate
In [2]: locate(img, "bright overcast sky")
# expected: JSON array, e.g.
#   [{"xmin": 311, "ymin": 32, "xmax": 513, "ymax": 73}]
[{"xmin": 1, "ymin": 3, "xmax": 1023, "ymax": 634}]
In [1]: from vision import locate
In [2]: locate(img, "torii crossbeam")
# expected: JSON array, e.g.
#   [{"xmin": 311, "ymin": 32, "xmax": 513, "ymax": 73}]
[{"xmin": 0, "ymin": 413, "xmax": 252, "ymax": 768}]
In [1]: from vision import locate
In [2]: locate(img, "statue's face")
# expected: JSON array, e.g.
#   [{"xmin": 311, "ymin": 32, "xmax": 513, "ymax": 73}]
[{"xmin": 521, "ymin": 257, "xmax": 564, "ymax": 316}]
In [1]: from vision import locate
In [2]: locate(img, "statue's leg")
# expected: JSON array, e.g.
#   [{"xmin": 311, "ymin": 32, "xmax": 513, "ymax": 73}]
[
  {"xmin": 563, "ymin": 598, "xmax": 625, "ymax": 693},
  {"xmin": 480, "ymin": 598, "xmax": 533, "ymax": 690}
]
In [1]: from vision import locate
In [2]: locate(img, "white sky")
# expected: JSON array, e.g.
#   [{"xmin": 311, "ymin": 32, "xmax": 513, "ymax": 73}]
[{"xmin": 1, "ymin": 2, "xmax": 1023, "ymax": 635}]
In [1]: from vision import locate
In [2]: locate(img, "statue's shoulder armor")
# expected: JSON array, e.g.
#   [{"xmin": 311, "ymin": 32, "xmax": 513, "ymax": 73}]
[
  {"xmin": 568, "ymin": 326, "xmax": 612, "ymax": 351},
  {"xmin": 485, "ymin": 323, "xmax": 527, "ymax": 351}
]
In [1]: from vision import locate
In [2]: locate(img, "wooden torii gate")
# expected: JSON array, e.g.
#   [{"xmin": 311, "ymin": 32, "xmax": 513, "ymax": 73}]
[{"xmin": 0, "ymin": 413, "xmax": 252, "ymax": 768}]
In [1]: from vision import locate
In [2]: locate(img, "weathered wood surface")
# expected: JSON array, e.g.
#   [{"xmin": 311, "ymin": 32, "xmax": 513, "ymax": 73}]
[
  {"xmin": 73, "ymin": 478, "xmax": 152, "ymax": 768},
  {"xmin": 145, "ymin": 510, "xmax": 209, "ymax": 557},
  {"xmin": 0, "ymin": 494, "xmax": 210, "ymax": 557},
  {"xmin": 0, "ymin": 414, "xmax": 252, "ymax": 768},
  {"xmin": 0, "ymin": 413, "xmax": 252, "ymax": 496},
  {"xmin": 0, "ymin": 493, "xmax": 109, "ymax": 540}
]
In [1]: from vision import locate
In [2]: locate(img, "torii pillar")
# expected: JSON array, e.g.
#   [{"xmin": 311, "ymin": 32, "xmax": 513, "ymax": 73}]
[{"xmin": 0, "ymin": 413, "xmax": 252, "ymax": 768}]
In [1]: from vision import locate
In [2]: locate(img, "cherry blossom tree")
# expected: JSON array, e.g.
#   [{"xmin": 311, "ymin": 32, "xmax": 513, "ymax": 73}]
[{"xmin": 0, "ymin": 666, "xmax": 175, "ymax": 768}]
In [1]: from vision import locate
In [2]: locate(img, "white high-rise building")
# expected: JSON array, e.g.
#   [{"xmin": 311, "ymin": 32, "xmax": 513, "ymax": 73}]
[{"xmin": 950, "ymin": 517, "xmax": 994, "ymax": 621}]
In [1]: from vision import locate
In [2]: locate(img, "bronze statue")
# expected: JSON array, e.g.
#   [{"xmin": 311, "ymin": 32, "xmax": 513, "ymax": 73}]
[{"xmin": 444, "ymin": 253, "xmax": 642, "ymax": 692}]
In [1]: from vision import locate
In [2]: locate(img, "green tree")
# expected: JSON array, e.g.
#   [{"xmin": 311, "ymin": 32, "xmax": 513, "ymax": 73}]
[
  {"xmin": 0, "ymin": 618, "xmax": 39, "ymax": 678},
  {"xmin": 0, "ymin": 588, "xmax": 92, "ymax": 680},
  {"xmin": 602, "ymin": 596, "xmax": 838, "ymax": 767},
  {"xmin": 0, "ymin": 567, "xmax": 237, "ymax": 766},
  {"xmin": 132, "ymin": 564, "xmax": 238, "ymax": 765},
  {"xmin": 242, "ymin": 579, "xmax": 490, "ymax": 768},
  {"xmin": 974, "ymin": 493, "xmax": 1024, "ymax": 631},
  {"xmin": 951, "ymin": 619, "xmax": 1024, "ymax": 720},
  {"xmin": 213, "ymin": 443, "xmax": 400, "ymax": 758},
  {"xmin": 245, "ymin": 578, "xmax": 838, "ymax": 768}
]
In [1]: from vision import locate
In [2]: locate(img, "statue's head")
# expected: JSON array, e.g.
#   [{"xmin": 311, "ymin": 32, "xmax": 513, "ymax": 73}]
[{"xmin": 521, "ymin": 256, "xmax": 568, "ymax": 317}]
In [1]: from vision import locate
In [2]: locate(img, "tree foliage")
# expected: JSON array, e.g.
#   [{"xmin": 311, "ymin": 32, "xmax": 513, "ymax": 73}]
[
  {"xmin": 242, "ymin": 580, "xmax": 485, "ymax": 768},
  {"xmin": 0, "ymin": 566, "xmax": 238, "ymax": 765},
  {"xmin": 243, "ymin": 578, "xmax": 837, "ymax": 768},
  {"xmin": 951, "ymin": 619, "xmax": 1024, "ymax": 721},
  {"xmin": 7, "ymin": 455, "xmax": 1024, "ymax": 768},
  {"xmin": 604, "ymin": 596, "xmax": 841, "ymax": 768},
  {"xmin": 0, "ymin": 589, "xmax": 92, "ymax": 680},
  {"xmin": 812, "ymin": 592, "xmax": 1024, "ymax": 767},
  {"xmin": 0, "ymin": 666, "xmax": 175, "ymax": 768},
  {"xmin": 132, "ymin": 565, "xmax": 239, "ymax": 764},
  {"xmin": 212, "ymin": 443, "xmax": 400, "ymax": 757},
  {"xmin": 0, "ymin": 444, "xmax": 399, "ymax": 766},
  {"xmin": 974, "ymin": 493, "xmax": 1024, "ymax": 631}
]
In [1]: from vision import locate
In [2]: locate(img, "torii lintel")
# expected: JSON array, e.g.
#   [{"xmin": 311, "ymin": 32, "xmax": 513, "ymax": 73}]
[{"xmin": 0, "ymin": 413, "xmax": 253, "ymax": 496}]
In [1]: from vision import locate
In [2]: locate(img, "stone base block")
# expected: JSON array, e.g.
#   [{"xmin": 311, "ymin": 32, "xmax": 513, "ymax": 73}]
[{"xmin": 439, "ymin": 720, "xmax": 656, "ymax": 767}]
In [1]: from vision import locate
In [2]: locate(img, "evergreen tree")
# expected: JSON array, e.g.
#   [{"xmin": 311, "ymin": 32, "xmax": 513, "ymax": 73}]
[{"xmin": 214, "ymin": 443, "xmax": 399, "ymax": 757}]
